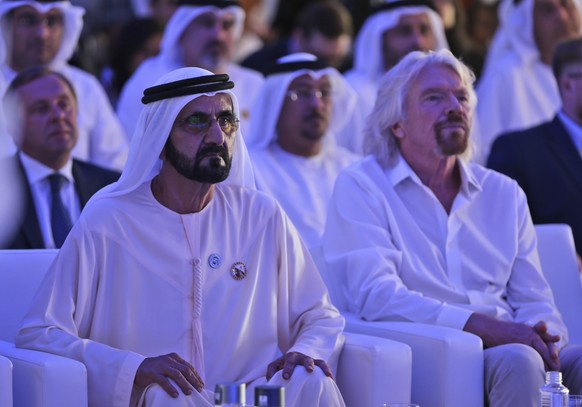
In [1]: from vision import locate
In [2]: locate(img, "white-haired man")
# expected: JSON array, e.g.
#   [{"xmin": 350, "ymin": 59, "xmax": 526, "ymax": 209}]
[
  {"xmin": 0, "ymin": 0, "xmax": 128, "ymax": 171},
  {"xmin": 16, "ymin": 67, "xmax": 346, "ymax": 407},
  {"xmin": 246, "ymin": 53, "xmax": 359, "ymax": 251},
  {"xmin": 339, "ymin": 0, "xmax": 448, "ymax": 154},
  {"xmin": 475, "ymin": 0, "xmax": 581, "ymax": 163},
  {"xmin": 117, "ymin": 0, "xmax": 264, "ymax": 140},
  {"xmin": 322, "ymin": 49, "xmax": 582, "ymax": 406}
]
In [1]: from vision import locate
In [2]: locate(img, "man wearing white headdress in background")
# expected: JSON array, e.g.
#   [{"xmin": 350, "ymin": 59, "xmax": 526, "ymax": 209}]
[
  {"xmin": 475, "ymin": 0, "xmax": 581, "ymax": 163},
  {"xmin": 15, "ymin": 67, "xmax": 346, "ymax": 407},
  {"xmin": 339, "ymin": 0, "xmax": 449, "ymax": 154},
  {"xmin": 0, "ymin": 0, "xmax": 128, "ymax": 171},
  {"xmin": 117, "ymin": 0, "xmax": 264, "ymax": 141},
  {"xmin": 247, "ymin": 53, "xmax": 359, "ymax": 251}
]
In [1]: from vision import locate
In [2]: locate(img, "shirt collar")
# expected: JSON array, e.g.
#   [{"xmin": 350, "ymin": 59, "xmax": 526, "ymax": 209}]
[
  {"xmin": 388, "ymin": 153, "xmax": 481, "ymax": 197},
  {"xmin": 19, "ymin": 151, "xmax": 74, "ymax": 184},
  {"xmin": 557, "ymin": 111, "xmax": 582, "ymax": 153}
]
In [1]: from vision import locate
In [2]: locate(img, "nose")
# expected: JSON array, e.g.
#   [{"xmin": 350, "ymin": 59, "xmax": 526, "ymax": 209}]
[
  {"xmin": 446, "ymin": 94, "xmax": 463, "ymax": 114},
  {"xmin": 204, "ymin": 119, "xmax": 226, "ymax": 145},
  {"xmin": 212, "ymin": 21, "xmax": 229, "ymax": 41},
  {"xmin": 50, "ymin": 104, "xmax": 68, "ymax": 120},
  {"xmin": 34, "ymin": 20, "xmax": 51, "ymax": 38}
]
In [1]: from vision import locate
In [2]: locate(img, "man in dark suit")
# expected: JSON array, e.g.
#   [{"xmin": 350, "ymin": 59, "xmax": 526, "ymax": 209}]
[
  {"xmin": 2, "ymin": 67, "xmax": 119, "ymax": 249},
  {"xmin": 488, "ymin": 37, "xmax": 582, "ymax": 261}
]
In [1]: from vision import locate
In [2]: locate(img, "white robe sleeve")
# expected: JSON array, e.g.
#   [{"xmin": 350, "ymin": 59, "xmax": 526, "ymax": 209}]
[
  {"xmin": 15, "ymin": 220, "xmax": 145, "ymax": 407},
  {"xmin": 274, "ymin": 208, "xmax": 345, "ymax": 362}
]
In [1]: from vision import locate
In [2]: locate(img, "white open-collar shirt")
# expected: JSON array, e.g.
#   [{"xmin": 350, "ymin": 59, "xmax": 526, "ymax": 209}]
[{"xmin": 322, "ymin": 154, "xmax": 568, "ymax": 345}]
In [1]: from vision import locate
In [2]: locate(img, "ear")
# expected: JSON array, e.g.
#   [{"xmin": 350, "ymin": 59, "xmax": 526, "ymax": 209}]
[{"xmin": 391, "ymin": 122, "xmax": 405, "ymax": 139}]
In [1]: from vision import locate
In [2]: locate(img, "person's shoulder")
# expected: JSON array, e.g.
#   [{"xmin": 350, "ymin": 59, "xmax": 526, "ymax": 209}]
[
  {"xmin": 218, "ymin": 184, "xmax": 283, "ymax": 218},
  {"xmin": 468, "ymin": 161, "xmax": 521, "ymax": 191},
  {"xmin": 61, "ymin": 64, "xmax": 103, "ymax": 88},
  {"xmin": 72, "ymin": 159, "xmax": 121, "ymax": 183},
  {"xmin": 492, "ymin": 119, "xmax": 553, "ymax": 152},
  {"xmin": 227, "ymin": 63, "xmax": 265, "ymax": 83}
]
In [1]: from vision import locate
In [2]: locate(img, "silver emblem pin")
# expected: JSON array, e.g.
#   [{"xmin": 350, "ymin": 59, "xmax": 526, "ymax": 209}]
[{"xmin": 230, "ymin": 261, "xmax": 247, "ymax": 280}]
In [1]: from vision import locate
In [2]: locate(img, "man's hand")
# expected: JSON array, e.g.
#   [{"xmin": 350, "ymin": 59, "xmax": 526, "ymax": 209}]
[
  {"xmin": 134, "ymin": 353, "xmax": 204, "ymax": 398},
  {"xmin": 266, "ymin": 352, "xmax": 334, "ymax": 381},
  {"xmin": 464, "ymin": 313, "xmax": 560, "ymax": 371}
]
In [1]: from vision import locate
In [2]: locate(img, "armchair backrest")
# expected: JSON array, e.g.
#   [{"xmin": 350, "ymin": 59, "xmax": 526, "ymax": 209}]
[
  {"xmin": 535, "ymin": 224, "xmax": 582, "ymax": 345},
  {"xmin": 0, "ymin": 249, "xmax": 59, "ymax": 342}
]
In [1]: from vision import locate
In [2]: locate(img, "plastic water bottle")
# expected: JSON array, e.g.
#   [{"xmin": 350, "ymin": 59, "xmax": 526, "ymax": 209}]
[
  {"xmin": 254, "ymin": 385, "xmax": 285, "ymax": 407},
  {"xmin": 214, "ymin": 382, "xmax": 246, "ymax": 407},
  {"xmin": 540, "ymin": 371, "xmax": 569, "ymax": 407}
]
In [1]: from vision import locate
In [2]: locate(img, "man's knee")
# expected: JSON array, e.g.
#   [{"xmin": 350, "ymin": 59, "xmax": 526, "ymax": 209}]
[
  {"xmin": 142, "ymin": 382, "xmax": 212, "ymax": 407},
  {"xmin": 485, "ymin": 343, "xmax": 545, "ymax": 386}
]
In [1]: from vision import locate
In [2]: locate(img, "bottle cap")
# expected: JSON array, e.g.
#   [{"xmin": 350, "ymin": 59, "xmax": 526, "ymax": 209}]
[
  {"xmin": 254, "ymin": 385, "xmax": 285, "ymax": 407},
  {"xmin": 214, "ymin": 382, "xmax": 246, "ymax": 405}
]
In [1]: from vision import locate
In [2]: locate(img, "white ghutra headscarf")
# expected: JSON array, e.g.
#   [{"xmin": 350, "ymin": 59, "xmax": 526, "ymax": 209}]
[
  {"xmin": 88, "ymin": 67, "xmax": 256, "ymax": 206},
  {"xmin": 0, "ymin": 0, "xmax": 84, "ymax": 70},
  {"xmin": 245, "ymin": 53, "xmax": 357, "ymax": 152}
]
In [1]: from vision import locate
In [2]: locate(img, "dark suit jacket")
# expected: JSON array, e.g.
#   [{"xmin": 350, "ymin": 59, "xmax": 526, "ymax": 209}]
[
  {"xmin": 4, "ymin": 155, "xmax": 120, "ymax": 249},
  {"xmin": 487, "ymin": 115, "xmax": 582, "ymax": 254}
]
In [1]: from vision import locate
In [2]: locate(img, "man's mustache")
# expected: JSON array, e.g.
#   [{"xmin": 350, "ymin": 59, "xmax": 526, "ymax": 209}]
[
  {"xmin": 436, "ymin": 113, "xmax": 469, "ymax": 131},
  {"xmin": 198, "ymin": 145, "xmax": 228, "ymax": 159}
]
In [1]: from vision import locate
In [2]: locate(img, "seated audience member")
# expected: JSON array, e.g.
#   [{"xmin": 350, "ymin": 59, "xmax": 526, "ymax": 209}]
[
  {"xmin": 241, "ymin": 1, "xmax": 353, "ymax": 75},
  {"xmin": 340, "ymin": 0, "xmax": 449, "ymax": 154},
  {"xmin": 488, "ymin": 36, "xmax": 582, "ymax": 265},
  {"xmin": 131, "ymin": 0, "xmax": 179, "ymax": 25},
  {"xmin": 117, "ymin": 0, "xmax": 264, "ymax": 140},
  {"xmin": 475, "ymin": 0, "xmax": 581, "ymax": 163},
  {"xmin": 1, "ymin": 67, "xmax": 120, "ymax": 249},
  {"xmin": 322, "ymin": 49, "xmax": 582, "ymax": 406},
  {"xmin": 0, "ymin": 0, "xmax": 129, "ymax": 170},
  {"xmin": 16, "ymin": 67, "xmax": 346, "ymax": 406},
  {"xmin": 104, "ymin": 17, "xmax": 164, "ymax": 107},
  {"xmin": 246, "ymin": 53, "xmax": 359, "ymax": 250}
]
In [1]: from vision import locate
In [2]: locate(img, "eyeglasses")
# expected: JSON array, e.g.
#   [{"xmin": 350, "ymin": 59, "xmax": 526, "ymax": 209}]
[
  {"xmin": 12, "ymin": 13, "xmax": 64, "ymax": 29},
  {"xmin": 566, "ymin": 72, "xmax": 582, "ymax": 79},
  {"xmin": 285, "ymin": 87, "xmax": 333, "ymax": 102},
  {"xmin": 177, "ymin": 112, "xmax": 240, "ymax": 135}
]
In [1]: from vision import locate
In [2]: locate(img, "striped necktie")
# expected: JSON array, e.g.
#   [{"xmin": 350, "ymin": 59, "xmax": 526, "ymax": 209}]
[{"xmin": 48, "ymin": 173, "xmax": 73, "ymax": 248}]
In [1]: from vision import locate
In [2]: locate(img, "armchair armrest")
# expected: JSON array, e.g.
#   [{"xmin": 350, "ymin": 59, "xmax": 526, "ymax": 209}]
[
  {"xmin": 343, "ymin": 313, "xmax": 484, "ymax": 407},
  {"xmin": 0, "ymin": 354, "xmax": 13, "ymax": 407},
  {"xmin": 337, "ymin": 331, "xmax": 412, "ymax": 407},
  {"xmin": 0, "ymin": 340, "xmax": 88, "ymax": 407}
]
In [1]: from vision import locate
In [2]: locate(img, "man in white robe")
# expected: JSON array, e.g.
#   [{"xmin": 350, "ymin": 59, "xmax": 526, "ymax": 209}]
[
  {"xmin": 322, "ymin": 49, "xmax": 582, "ymax": 406},
  {"xmin": 474, "ymin": 0, "xmax": 581, "ymax": 163},
  {"xmin": 16, "ymin": 67, "xmax": 346, "ymax": 407},
  {"xmin": 0, "ymin": 0, "xmax": 128, "ymax": 171},
  {"xmin": 116, "ymin": 0, "xmax": 264, "ymax": 141},
  {"xmin": 246, "ymin": 53, "xmax": 359, "ymax": 251},
  {"xmin": 339, "ymin": 0, "xmax": 448, "ymax": 154}
]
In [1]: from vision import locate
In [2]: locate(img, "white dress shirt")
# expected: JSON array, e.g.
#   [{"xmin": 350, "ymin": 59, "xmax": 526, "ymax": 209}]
[
  {"xmin": 19, "ymin": 152, "xmax": 81, "ymax": 248},
  {"xmin": 322, "ymin": 154, "xmax": 568, "ymax": 345}
]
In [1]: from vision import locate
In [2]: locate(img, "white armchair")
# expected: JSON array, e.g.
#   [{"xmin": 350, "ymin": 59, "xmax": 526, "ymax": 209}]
[
  {"xmin": 535, "ymin": 224, "xmax": 582, "ymax": 345},
  {"xmin": 0, "ymin": 249, "xmax": 414, "ymax": 407},
  {"xmin": 0, "ymin": 249, "xmax": 88, "ymax": 407},
  {"xmin": 312, "ymin": 247, "xmax": 484, "ymax": 407},
  {"xmin": 0, "ymin": 354, "xmax": 13, "ymax": 407}
]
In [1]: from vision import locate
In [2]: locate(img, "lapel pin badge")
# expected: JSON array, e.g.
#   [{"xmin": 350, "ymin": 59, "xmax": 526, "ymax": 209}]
[{"xmin": 230, "ymin": 261, "xmax": 247, "ymax": 280}]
